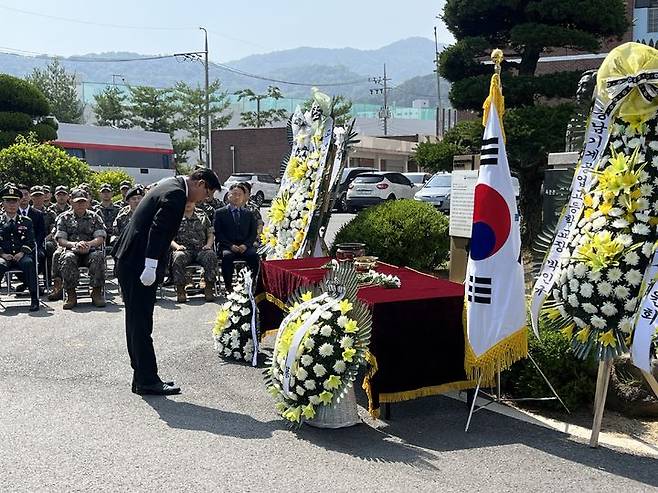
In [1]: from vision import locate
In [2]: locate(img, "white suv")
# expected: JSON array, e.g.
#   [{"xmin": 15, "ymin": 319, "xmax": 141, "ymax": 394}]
[
  {"xmin": 345, "ymin": 172, "xmax": 417, "ymax": 211},
  {"xmin": 223, "ymin": 173, "xmax": 280, "ymax": 206}
]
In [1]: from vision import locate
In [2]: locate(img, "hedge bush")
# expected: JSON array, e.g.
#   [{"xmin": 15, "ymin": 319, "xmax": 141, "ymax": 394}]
[
  {"xmin": 88, "ymin": 169, "xmax": 134, "ymax": 199},
  {"xmin": 0, "ymin": 135, "xmax": 90, "ymax": 188},
  {"xmin": 502, "ymin": 324, "xmax": 598, "ymax": 412},
  {"xmin": 331, "ymin": 199, "xmax": 450, "ymax": 271}
]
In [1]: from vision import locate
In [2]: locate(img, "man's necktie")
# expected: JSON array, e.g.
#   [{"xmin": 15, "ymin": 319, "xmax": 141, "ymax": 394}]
[{"xmin": 233, "ymin": 209, "xmax": 240, "ymax": 226}]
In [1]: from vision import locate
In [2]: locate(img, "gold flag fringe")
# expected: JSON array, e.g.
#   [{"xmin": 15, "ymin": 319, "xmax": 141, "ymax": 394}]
[
  {"xmin": 462, "ymin": 300, "xmax": 528, "ymax": 385},
  {"xmin": 482, "ymin": 69, "xmax": 506, "ymax": 142}
]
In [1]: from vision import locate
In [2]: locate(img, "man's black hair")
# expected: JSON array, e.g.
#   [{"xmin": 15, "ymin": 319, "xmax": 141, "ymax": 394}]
[
  {"xmin": 189, "ymin": 168, "xmax": 221, "ymax": 190},
  {"xmin": 239, "ymin": 181, "xmax": 252, "ymax": 193},
  {"xmin": 229, "ymin": 183, "xmax": 248, "ymax": 194}
]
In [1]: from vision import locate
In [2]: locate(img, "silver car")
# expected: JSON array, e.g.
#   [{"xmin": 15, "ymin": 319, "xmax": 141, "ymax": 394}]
[{"xmin": 414, "ymin": 172, "xmax": 452, "ymax": 213}]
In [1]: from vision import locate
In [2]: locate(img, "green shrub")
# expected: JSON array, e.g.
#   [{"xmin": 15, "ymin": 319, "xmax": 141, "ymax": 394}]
[
  {"xmin": 502, "ymin": 324, "xmax": 597, "ymax": 412},
  {"xmin": 331, "ymin": 199, "xmax": 450, "ymax": 271},
  {"xmin": 0, "ymin": 134, "xmax": 90, "ymax": 188},
  {"xmin": 88, "ymin": 169, "xmax": 134, "ymax": 199}
]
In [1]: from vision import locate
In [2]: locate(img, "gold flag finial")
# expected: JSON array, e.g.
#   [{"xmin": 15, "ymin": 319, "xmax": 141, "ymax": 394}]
[{"xmin": 491, "ymin": 49, "xmax": 504, "ymax": 75}]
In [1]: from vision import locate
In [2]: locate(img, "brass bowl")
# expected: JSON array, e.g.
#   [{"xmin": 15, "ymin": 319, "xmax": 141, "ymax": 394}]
[{"xmin": 354, "ymin": 256, "xmax": 378, "ymax": 272}]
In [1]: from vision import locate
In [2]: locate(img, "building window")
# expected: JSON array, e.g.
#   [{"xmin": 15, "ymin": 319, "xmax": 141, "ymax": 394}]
[{"xmin": 650, "ymin": 8, "xmax": 658, "ymax": 33}]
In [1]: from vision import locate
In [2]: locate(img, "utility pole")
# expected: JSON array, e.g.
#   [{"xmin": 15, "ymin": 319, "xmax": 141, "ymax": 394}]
[
  {"xmin": 200, "ymin": 26, "xmax": 211, "ymax": 169},
  {"xmin": 369, "ymin": 64, "xmax": 391, "ymax": 136},
  {"xmin": 434, "ymin": 26, "xmax": 443, "ymax": 138}
]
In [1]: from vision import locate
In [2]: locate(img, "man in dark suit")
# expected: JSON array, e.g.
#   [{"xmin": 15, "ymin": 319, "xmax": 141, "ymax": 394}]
[
  {"xmin": 214, "ymin": 183, "xmax": 259, "ymax": 291},
  {"xmin": 14, "ymin": 184, "xmax": 45, "ymax": 293},
  {"xmin": 114, "ymin": 169, "xmax": 221, "ymax": 395}
]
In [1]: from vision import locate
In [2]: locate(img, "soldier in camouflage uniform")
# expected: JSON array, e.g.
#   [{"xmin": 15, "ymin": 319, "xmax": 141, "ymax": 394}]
[
  {"xmin": 171, "ymin": 201, "xmax": 217, "ymax": 302},
  {"xmin": 46, "ymin": 186, "xmax": 70, "ymax": 301},
  {"xmin": 114, "ymin": 180, "xmax": 132, "ymax": 208},
  {"xmin": 78, "ymin": 183, "xmax": 100, "ymax": 208},
  {"xmin": 196, "ymin": 195, "xmax": 224, "ymax": 224},
  {"xmin": 94, "ymin": 183, "xmax": 120, "ymax": 241},
  {"xmin": 54, "ymin": 189, "xmax": 107, "ymax": 309}
]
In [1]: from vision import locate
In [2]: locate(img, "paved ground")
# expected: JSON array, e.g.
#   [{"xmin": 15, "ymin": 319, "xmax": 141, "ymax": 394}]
[{"xmin": 1, "ymin": 214, "xmax": 657, "ymax": 492}]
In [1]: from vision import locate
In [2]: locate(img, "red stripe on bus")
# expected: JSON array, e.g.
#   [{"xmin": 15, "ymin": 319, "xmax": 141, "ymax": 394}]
[{"xmin": 52, "ymin": 141, "xmax": 174, "ymax": 155}]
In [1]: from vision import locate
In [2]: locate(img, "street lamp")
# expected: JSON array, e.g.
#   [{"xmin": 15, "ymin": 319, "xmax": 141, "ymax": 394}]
[{"xmin": 229, "ymin": 145, "xmax": 236, "ymax": 174}]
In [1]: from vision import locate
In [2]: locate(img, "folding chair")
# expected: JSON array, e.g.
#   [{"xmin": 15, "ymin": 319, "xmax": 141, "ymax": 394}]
[{"xmin": 0, "ymin": 246, "xmax": 42, "ymax": 310}]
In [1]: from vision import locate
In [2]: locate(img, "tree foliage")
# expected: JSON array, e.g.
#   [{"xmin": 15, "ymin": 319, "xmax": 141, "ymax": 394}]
[
  {"xmin": 88, "ymin": 168, "xmax": 134, "ymax": 199},
  {"xmin": 26, "ymin": 59, "xmax": 83, "ymax": 124},
  {"xmin": 0, "ymin": 74, "xmax": 57, "ymax": 149},
  {"xmin": 235, "ymin": 86, "xmax": 288, "ymax": 128},
  {"xmin": 0, "ymin": 134, "xmax": 90, "ymax": 188},
  {"xmin": 301, "ymin": 94, "xmax": 353, "ymax": 127},
  {"xmin": 93, "ymin": 86, "xmax": 130, "ymax": 128},
  {"xmin": 174, "ymin": 80, "xmax": 232, "ymax": 165},
  {"xmin": 414, "ymin": 120, "xmax": 483, "ymax": 172},
  {"xmin": 439, "ymin": 0, "xmax": 628, "ymax": 242}
]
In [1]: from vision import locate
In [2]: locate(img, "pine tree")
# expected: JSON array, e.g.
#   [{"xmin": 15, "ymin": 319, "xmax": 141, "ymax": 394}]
[
  {"xmin": 235, "ymin": 86, "xmax": 288, "ymax": 128},
  {"xmin": 26, "ymin": 58, "xmax": 83, "ymax": 124},
  {"xmin": 93, "ymin": 86, "xmax": 130, "ymax": 128}
]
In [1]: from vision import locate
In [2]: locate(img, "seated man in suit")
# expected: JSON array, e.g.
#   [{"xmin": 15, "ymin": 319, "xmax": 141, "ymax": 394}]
[{"xmin": 214, "ymin": 183, "xmax": 259, "ymax": 291}]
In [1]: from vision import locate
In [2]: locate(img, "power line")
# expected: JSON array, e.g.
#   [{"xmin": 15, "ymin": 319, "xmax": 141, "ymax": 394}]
[
  {"xmin": 0, "ymin": 47, "xmax": 178, "ymax": 63},
  {"xmin": 0, "ymin": 4, "xmax": 195, "ymax": 31}
]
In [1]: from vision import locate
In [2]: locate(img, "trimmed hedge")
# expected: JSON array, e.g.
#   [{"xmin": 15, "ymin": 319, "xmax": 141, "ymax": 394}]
[{"xmin": 331, "ymin": 199, "xmax": 450, "ymax": 271}]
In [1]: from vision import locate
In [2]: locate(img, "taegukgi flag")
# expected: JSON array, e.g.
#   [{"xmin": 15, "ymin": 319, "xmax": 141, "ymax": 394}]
[{"xmin": 464, "ymin": 66, "xmax": 528, "ymax": 383}]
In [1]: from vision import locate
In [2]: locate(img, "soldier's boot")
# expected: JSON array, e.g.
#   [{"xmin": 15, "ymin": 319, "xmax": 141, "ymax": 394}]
[
  {"xmin": 48, "ymin": 278, "xmax": 63, "ymax": 301},
  {"xmin": 176, "ymin": 285, "xmax": 187, "ymax": 303},
  {"xmin": 204, "ymin": 283, "xmax": 215, "ymax": 302},
  {"xmin": 91, "ymin": 287, "xmax": 106, "ymax": 308},
  {"xmin": 63, "ymin": 289, "xmax": 77, "ymax": 310}
]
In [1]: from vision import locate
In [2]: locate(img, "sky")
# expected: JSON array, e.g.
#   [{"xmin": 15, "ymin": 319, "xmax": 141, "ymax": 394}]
[{"xmin": 0, "ymin": 0, "xmax": 454, "ymax": 62}]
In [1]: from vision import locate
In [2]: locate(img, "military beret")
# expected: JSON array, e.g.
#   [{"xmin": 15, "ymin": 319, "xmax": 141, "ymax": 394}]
[
  {"xmin": 119, "ymin": 180, "xmax": 132, "ymax": 190},
  {"xmin": 30, "ymin": 185, "xmax": 45, "ymax": 196},
  {"xmin": 126, "ymin": 186, "xmax": 145, "ymax": 200},
  {"xmin": 70, "ymin": 188, "xmax": 88, "ymax": 202},
  {"xmin": 99, "ymin": 183, "xmax": 113, "ymax": 192},
  {"xmin": 55, "ymin": 185, "xmax": 69, "ymax": 195},
  {"xmin": 1, "ymin": 184, "xmax": 21, "ymax": 200}
]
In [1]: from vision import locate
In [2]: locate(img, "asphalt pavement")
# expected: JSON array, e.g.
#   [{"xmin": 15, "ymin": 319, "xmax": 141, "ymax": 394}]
[{"xmin": 1, "ymin": 213, "xmax": 656, "ymax": 492}]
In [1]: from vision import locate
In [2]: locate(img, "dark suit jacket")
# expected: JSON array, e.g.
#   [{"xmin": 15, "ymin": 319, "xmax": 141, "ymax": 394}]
[
  {"xmin": 113, "ymin": 176, "xmax": 187, "ymax": 279},
  {"xmin": 26, "ymin": 207, "xmax": 45, "ymax": 250},
  {"xmin": 213, "ymin": 206, "xmax": 257, "ymax": 251}
]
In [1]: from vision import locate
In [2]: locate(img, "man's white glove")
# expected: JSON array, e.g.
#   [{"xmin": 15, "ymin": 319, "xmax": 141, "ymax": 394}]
[{"xmin": 140, "ymin": 258, "xmax": 158, "ymax": 286}]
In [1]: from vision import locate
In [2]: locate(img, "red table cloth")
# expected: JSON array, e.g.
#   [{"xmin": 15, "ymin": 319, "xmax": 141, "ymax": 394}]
[{"xmin": 256, "ymin": 257, "xmax": 475, "ymax": 417}]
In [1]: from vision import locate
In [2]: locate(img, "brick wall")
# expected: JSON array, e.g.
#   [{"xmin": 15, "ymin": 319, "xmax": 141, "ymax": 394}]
[{"xmin": 211, "ymin": 127, "xmax": 289, "ymax": 183}]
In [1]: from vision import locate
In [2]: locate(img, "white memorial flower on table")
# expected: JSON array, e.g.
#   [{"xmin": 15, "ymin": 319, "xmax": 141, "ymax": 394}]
[
  {"xmin": 582, "ymin": 303, "xmax": 598, "ymax": 314},
  {"xmin": 632, "ymin": 223, "xmax": 651, "ymax": 235},
  {"xmin": 319, "ymin": 343, "xmax": 334, "ymax": 357},
  {"xmin": 592, "ymin": 217, "xmax": 607, "ymax": 230},
  {"xmin": 597, "ymin": 281, "xmax": 613, "ymax": 297},
  {"xmin": 552, "ymin": 288, "xmax": 562, "ymax": 301},
  {"xmin": 614, "ymin": 285, "xmax": 630, "ymax": 299},
  {"xmin": 568, "ymin": 294, "xmax": 579, "ymax": 307},
  {"xmin": 340, "ymin": 336, "xmax": 354, "ymax": 349},
  {"xmin": 616, "ymin": 234, "xmax": 633, "ymax": 247},
  {"xmin": 607, "ymin": 268, "xmax": 623, "ymax": 283},
  {"xmin": 601, "ymin": 302, "xmax": 617, "ymax": 317},
  {"xmin": 591, "ymin": 315, "xmax": 607, "ymax": 329},
  {"xmin": 296, "ymin": 367, "xmax": 308, "ymax": 381},
  {"xmin": 569, "ymin": 279, "xmax": 580, "ymax": 291},
  {"xmin": 579, "ymin": 282, "xmax": 593, "ymax": 298},
  {"xmin": 309, "ymin": 395, "xmax": 321, "ymax": 405},
  {"xmin": 642, "ymin": 242, "xmax": 654, "ymax": 257},
  {"xmin": 608, "ymin": 207, "xmax": 624, "ymax": 217},
  {"xmin": 320, "ymin": 310, "xmax": 333, "ymax": 320},
  {"xmin": 295, "ymin": 385, "xmax": 306, "ymax": 396},
  {"xmin": 300, "ymin": 354, "xmax": 313, "ymax": 367},
  {"xmin": 567, "ymin": 265, "xmax": 575, "ymax": 279},
  {"xmin": 304, "ymin": 379, "xmax": 316, "ymax": 390},
  {"xmin": 588, "ymin": 270, "xmax": 602, "ymax": 282},
  {"xmin": 611, "ymin": 218, "xmax": 629, "ymax": 229},
  {"xmin": 313, "ymin": 363, "xmax": 327, "ymax": 377},
  {"xmin": 560, "ymin": 270, "xmax": 569, "ymax": 284},
  {"xmin": 640, "ymin": 184, "xmax": 654, "ymax": 197},
  {"xmin": 562, "ymin": 284, "xmax": 569, "ymax": 300},
  {"xmin": 337, "ymin": 315, "xmax": 348, "ymax": 328},
  {"xmin": 625, "ymin": 269, "xmax": 643, "ymax": 286},
  {"xmin": 618, "ymin": 317, "xmax": 633, "ymax": 334},
  {"xmin": 320, "ymin": 325, "xmax": 332, "ymax": 337},
  {"xmin": 623, "ymin": 251, "xmax": 640, "ymax": 266},
  {"xmin": 624, "ymin": 297, "xmax": 638, "ymax": 312},
  {"xmin": 223, "ymin": 347, "xmax": 232, "ymax": 357},
  {"xmin": 637, "ymin": 197, "xmax": 650, "ymax": 210},
  {"xmin": 304, "ymin": 337, "xmax": 315, "ymax": 350},
  {"xmin": 333, "ymin": 360, "xmax": 346, "ymax": 374},
  {"xmin": 573, "ymin": 316, "xmax": 586, "ymax": 328},
  {"xmin": 574, "ymin": 263, "xmax": 587, "ymax": 278},
  {"xmin": 627, "ymin": 137, "xmax": 640, "ymax": 148}
]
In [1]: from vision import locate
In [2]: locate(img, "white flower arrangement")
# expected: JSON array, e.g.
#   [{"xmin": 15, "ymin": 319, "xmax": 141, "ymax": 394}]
[
  {"xmin": 212, "ymin": 269, "xmax": 259, "ymax": 364},
  {"xmin": 265, "ymin": 262, "xmax": 372, "ymax": 425},
  {"xmin": 260, "ymin": 91, "xmax": 333, "ymax": 260},
  {"xmin": 544, "ymin": 115, "xmax": 658, "ymax": 360}
]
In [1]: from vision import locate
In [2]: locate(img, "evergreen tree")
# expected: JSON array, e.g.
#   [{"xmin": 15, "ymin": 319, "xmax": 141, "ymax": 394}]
[
  {"xmin": 93, "ymin": 86, "xmax": 130, "ymax": 128},
  {"xmin": 439, "ymin": 0, "xmax": 629, "ymax": 243},
  {"xmin": 0, "ymin": 74, "xmax": 57, "ymax": 149},
  {"xmin": 26, "ymin": 59, "xmax": 83, "ymax": 124},
  {"xmin": 235, "ymin": 86, "xmax": 288, "ymax": 128}
]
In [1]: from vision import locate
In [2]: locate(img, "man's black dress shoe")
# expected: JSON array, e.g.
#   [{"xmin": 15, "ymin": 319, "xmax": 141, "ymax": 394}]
[
  {"xmin": 133, "ymin": 382, "xmax": 181, "ymax": 395},
  {"xmin": 29, "ymin": 298, "xmax": 39, "ymax": 312},
  {"xmin": 132, "ymin": 380, "xmax": 177, "ymax": 394}
]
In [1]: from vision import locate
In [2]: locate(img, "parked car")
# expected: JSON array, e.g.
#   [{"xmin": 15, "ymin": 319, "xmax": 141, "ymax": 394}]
[
  {"xmin": 223, "ymin": 173, "xmax": 280, "ymax": 206},
  {"xmin": 403, "ymin": 172, "xmax": 432, "ymax": 188},
  {"xmin": 414, "ymin": 172, "xmax": 452, "ymax": 213},
  {"xmin": 414, "ymin": 172, "xmax": 521, "ymax": 215},
  {"xmin": 333, "ymin": 167, "xmax": 378, "ymax": 212},
  {"xmin": 345, "ymin": 172, "xmax": 416, "ymax": 211}
]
